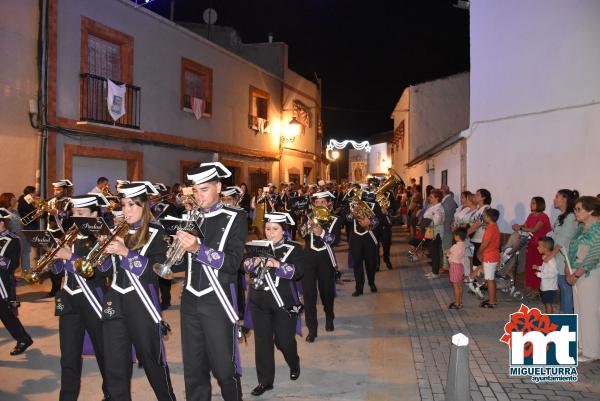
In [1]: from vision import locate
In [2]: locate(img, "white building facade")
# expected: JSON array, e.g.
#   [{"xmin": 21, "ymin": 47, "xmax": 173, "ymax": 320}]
[
  {"xmin": 467, "ymin": 0, "xmax": 600, "ymax": 231},
  {"xmin": 390, "ymin": 72, "xmax": 469, "ymax": 196}
]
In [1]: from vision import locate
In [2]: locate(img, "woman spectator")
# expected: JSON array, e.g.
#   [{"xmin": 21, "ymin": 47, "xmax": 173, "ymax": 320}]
[
  {"xmin": 545, "ymin": 189, "xmax": 579, "ymax": 313},
  {"xmin": 453, "ymin": 191, "xmax": 476, "ymax": 279},
  {"xmin": 566, "ymin": 196, "xmax": 600, "ymax": 362},
  {"xmin": 424, "ymin": 189, "xmax": 445, "ymax": 279},
  {"xmin": 0, "ymin": 193, "xmax": 21, "ymax": 234},
  {"xmin": 407, "ymin": 185, "xmax": 423, "ymax": 239},
  {"xmin": 467, "ymin": 189, "xmax": 492, "ymax": 279},
  {"xmin": 512, "ymin": 197, "xmax": 552, "ymax": 299},
  {"xmin": 251, "ymin": 187, "xmax": 266, "ymax": 238}
]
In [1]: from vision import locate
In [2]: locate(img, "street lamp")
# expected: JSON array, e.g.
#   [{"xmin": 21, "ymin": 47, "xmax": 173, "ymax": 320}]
[{"xmin": 330, "ymin": 149, "xmax": 340, "ymax": 183}]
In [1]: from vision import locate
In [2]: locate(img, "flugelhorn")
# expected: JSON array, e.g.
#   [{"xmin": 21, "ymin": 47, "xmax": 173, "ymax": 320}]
[
  {"xmin": 74, "ymin": 221, "xmax": 130, "ymax": 275},
  {"xmin": 153, "ymin": 198, "xmax": 204, "ymax": 280},
  {"xmin": 24, "ymin": 225, "xmax": 79, "ymax": 284}
]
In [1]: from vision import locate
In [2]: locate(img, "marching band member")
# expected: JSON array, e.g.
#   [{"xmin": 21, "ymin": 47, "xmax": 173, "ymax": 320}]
[
  {"xmin": 173, "ymin": 163, "xmax": 247, "ymax": 401},
  {"xmin": 51, "ymin": 193, "xmax": 112, "ymax": 401},
  {"xmin": 347, "ymin": 187, "xmax": 380, "ymax": 296},
  {"xmin": 100, "ymin": 181, "xmax": 176, "ymax": 401},
  {"xmin": 0, "ymin": 208, "xmax": 33, "ymax": 356},
  {"xmin": 301, "ymin": 191, "xmax": 341, "ymax": 342},
  {"xmin": 243, "ymin": 212, "xmax": 306, "ymax": 397},
  {"xmin": 47, "ymin": 179, "xmax": 74, "ymax": 297}
]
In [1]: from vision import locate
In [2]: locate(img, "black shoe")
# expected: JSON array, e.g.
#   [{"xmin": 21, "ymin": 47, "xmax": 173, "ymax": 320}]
[
  {"xmin": 352, "ymin": 291, "xmax": 363, "ymax": 297},
  {"xmin": 385, "ymin": 260, "xmax": 393, "ymax": 270},
  {"xmin": 325, "ymin": 320, "xmax": 334, "ymax": 332},
  {"xmin": 10, "ymin": 338, "xmax": 33, "ymax": 356},
  {"xmin": 46, "ymin": 291, "xmax": 57, "ymax": 298},
  {"xmin": 305, "ymin": 334, "xmax": 316, "ymax": 343},
  {"xmin": 251, "ymin": 384, "xmax": 273, "ymax": 396},
  {"xmin": 290, "ymin": 366, "xmax": 301, "ymax": 380},
  {"xmin": 370, "ymin": 285, "xmax": 378, "ymax": 293}
]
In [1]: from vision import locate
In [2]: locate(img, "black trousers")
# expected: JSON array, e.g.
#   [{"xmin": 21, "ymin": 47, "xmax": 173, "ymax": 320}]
[
  {"xmin": 237, "ymin": 272, "xmax": 246, "ymax": 320},
  {"xmin": 0, "ymin": 298, "xmax": 30, "ymax": 343},
  {"xmin": 379, "ymin": 225, "xmax": 392, "ymax": 263},
  {"xmin": 158, "ymin": 277, "xmax": 172, "ymax": 307},
  {"xmin": 302, "ymin": 254, "xmax": 335, "ymax": 336},
  {"xmin": 59, "ymin": 293, "xmax": 109, "ymax": 401},
  {"xmin": 181, "ymin": 296, "xmax": 241, "ymax": 401},
  {"xmin": 50, "ymin": 274, "xmax": 63, "ymax": 295},
  {"xmin": 250, "ymin": 292, "xmax": 299, "ymax": 386},
  {"xmin": 350, "ymin": 234, "xmax": 378, "ymax": 293},
  {"xmin": 427, "ymin": 234, "xmax": 442, "ymax": 274},
  {"xmin": 103, "ymin": 292, "xmax": 176, "ymax": 401}
]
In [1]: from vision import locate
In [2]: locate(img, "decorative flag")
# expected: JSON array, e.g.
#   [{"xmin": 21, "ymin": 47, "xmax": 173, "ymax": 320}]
[
  {"xmin": 293, "ymin": 100, "xmax": 310, "ymax": 127},
  {"xmin": 192, "ymin": 96, "xmax": 205, "ymax": 120},
  {"xmin": 107, "ymin": 79, "xmax": 126, "ymax": 122},
  {"xmin": 257, "ymin": 117, "xmax": 267, "ymax": 134}
]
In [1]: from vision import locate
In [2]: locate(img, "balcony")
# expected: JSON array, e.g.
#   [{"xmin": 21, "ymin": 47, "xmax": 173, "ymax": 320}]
[
  {"xmin": 79, "ymin": 73, "xmax": 141, "ymax": 129},
  {"xmin": 248, "ymin": 114, "xmax": 269, "ymax": 134}
]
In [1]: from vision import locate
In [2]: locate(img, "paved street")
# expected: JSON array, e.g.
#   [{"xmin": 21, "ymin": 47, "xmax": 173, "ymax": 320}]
[{"xmin": 2, "ymin": 226, "xmax": 600, "ymax": 401}]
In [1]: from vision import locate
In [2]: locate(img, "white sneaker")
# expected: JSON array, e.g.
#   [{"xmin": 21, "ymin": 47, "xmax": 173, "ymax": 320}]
[
  {"xmin": 426, "ymin": 274, "xmax": 439, "ymax": 279},
  {"xmin": 424, "ymin": 272, "xmax": 433, "ymax": 277}
]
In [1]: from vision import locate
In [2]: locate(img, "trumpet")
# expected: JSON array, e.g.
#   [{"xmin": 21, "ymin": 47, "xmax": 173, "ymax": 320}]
[
  {"xmin": 153, "ymin": 199, "xmax": 204, "ymax": 280},
  {"xmin": 299, "ymin": 206, "xmax": 332, "ymax": 237},
  {"xmin": 24, "ymin": 225, "xmax": 80, "ymax": 284},
  {"xmin": 375, "ymin": 168, "xmax": 404, "ymax": 210},
  {"xmin": 74, "ymin": 221, "xmax": 130, "ymax": 276},
  {"xmin": 102, "ymin": 187, "xmax": 120, "ymax": 211}
]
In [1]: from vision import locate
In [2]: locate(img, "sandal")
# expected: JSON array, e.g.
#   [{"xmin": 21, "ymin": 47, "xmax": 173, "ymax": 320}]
[
  {"xmin": 480, "ymin": 301, "xmax": 497, "ymax": 308},
  {"xmin": 448, "ymin": 302, "xmax": 463, "ymax": 310}
]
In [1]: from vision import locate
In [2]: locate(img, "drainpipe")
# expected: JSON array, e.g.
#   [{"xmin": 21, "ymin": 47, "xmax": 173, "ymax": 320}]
[{"xmin": 38, "ymin": 0, "xmax": 49, "ymax": 199}]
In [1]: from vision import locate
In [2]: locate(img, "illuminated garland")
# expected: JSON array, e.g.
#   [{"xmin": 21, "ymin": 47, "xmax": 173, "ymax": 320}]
[{"xmin": 326, "ymin": 139, "xmax": 371, "ymax": 152}]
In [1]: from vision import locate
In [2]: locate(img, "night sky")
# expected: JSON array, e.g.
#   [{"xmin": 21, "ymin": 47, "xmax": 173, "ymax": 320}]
[{"xmin": 141, "ymin": 0, "xmax": 470, "ymax": 141}]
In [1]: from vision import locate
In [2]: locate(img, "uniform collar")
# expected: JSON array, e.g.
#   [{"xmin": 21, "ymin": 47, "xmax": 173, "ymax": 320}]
[
  {"xmin": 0, "ymin": 230, "xmax": 8, "ymax": 237},
  {"xmin": 203, "ymin": 201, "xmax": 224, "ymax": 213}
]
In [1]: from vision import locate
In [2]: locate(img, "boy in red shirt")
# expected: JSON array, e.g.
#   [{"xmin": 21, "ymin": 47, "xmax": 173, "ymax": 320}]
[{"xmin": 470, "ymin": 208, "xmax": 501, "ymax": 308}]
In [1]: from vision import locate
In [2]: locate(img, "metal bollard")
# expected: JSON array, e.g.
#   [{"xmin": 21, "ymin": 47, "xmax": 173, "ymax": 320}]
[{"xmin": 445, "ymin": 333, "xmax": 470, "ymax": 401}]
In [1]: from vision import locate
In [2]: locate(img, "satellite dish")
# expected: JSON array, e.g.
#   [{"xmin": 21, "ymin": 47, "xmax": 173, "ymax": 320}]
[{"xmin": 203, "ymin": 8, "xmax": 218, "ymax": 25}]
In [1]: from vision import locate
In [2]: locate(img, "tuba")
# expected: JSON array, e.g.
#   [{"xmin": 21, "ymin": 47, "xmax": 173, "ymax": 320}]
[
  {"xmin": 153, "ymin": 199, "xmax": 204, "ymax": 280},
  {"xmin": 349, "ymin": 190, "xmax": 375, "ymax": 221},
  {"xmin": 299, "ymin": 206, "xmax": 331, "ymax": 237},
  {"xmin": 24, "ymin": 225, "xmax": 80, "ymax": 284},
  {"xmin": 375, "ymin": 168, "xmax": 404, "ymax": 210},
  {"xmin": 74, "ymin": 221, "xmax": 130, "ymax": 276}
]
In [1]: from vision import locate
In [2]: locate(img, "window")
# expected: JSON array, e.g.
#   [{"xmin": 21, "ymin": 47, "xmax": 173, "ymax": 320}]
[
  {"xmin": 249, "ymin": 86, "xmax": 270, "ymax": 131},
  {"xmin": 181, "ymin": 57, "xmax": 213, "ymax": 116},
  {"xmin": 88, "ymin": 35, "xmax": 121, "ymax": 80},
  {"xmin": 441, "ymin": 170, "xmax": 448, "ymax": 186},
  {"xmin": 303, "ymin": 166, "xmax": 312, "ymax": 185}
]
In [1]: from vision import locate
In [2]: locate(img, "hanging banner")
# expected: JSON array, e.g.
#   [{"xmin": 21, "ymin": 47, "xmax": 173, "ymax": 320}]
[{"xmin": 107, "ymin": 79, "xmax": 126, "ymax": 122}]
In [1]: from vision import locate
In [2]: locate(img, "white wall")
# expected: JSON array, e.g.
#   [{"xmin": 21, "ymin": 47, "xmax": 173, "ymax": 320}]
[
  {"xmin": 367, "ymin": 143, "xmax": 391, "ymax": 175},
  {"xmin": 409, "ymin": 73, "xmax": 469, "ymax": 161},
  {"xmin": 72, "ymin": 156, "xmax": 127, "ymax": 193},
  {"xmin": 468, "ymin": 0, "xmax": 600, "ymax": 232}
]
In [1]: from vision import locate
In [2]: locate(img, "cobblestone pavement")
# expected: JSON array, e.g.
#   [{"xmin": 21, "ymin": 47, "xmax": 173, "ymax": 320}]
[
  {"xmin": 1, "ymin": 225, "xmax": 599, "ymax": 400},
  {"xmin": 392, "ymin": 226, "xmax": 600, "ymax": 401}
]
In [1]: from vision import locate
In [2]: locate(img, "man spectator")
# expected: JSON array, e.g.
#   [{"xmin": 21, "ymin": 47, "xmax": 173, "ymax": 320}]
[
  {"xmin": 17, "ymin": 186, "xmax": 38, "ymax": 273},
  {"xmin": 441, "ymin": 185, "xmax": 458, "ymax": 271},
  {"xmin": 90, "ymin": 177, "xmax": 109, "ymax": 194}
]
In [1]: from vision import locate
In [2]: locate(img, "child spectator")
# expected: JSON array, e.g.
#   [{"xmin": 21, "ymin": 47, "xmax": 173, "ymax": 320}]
[
  {"xmin": 471, "ymin": 208, "xmax": 501, "ymax": 308},
  {"xmin": 533, "ymin": 237, "xmax": 559, "ymax": 313},
  {"xmin": 447, "ymin": 227, "xmax": 467, "ymax": 309}
]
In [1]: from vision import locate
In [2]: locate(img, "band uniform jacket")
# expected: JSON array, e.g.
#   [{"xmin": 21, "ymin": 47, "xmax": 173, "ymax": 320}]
[
  {"xmin": 303, "ymin": 214, "xmax": 341, "ymax": 268},
  {"xmin": 99, "ymin": 222, "xmax": 167, "ymax": 315},
  {"xmin": 347, "ymin": 200, "xmax": 380, "ymax": 245},
  {"xmin": 173, "ymin": 204, "xmax": 248, "ymax": 316},
  {"xmin": 0, "ymin": 230, "xmax": 20, "ymax": 301},
  {"xmin": 245, "ymin": 239, "xmax": 307, "ymax": 309},
  {"xmin": 52, "ymin": 235, "xmax": 110, "ymax": 305},
  {"xmin": 47, "ymin": 196, "xmax": 72, "ymax": 237}
]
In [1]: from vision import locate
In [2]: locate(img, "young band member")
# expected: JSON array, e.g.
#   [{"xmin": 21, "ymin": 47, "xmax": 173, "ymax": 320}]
[
  {"xmin": 173, "ymin": 163, "xmax": 247, "ymax": 401},
  {"xmin": 243, "ymin": 212, "xmax": 306, "ymax": 397},
  {"xmin": 301, "ymin": 191, "xmax": 341, "ymax": 342},
  {"xmin": 0, "ymin": 208, "xmax": 33, "ymax": 356},
  {"xmin": 347, "ymin": 188, "xmax": 380, "ymax": 296},
  {"xmin": 47, "ymin": 179, "xmax": 74, "ymax": 297},
  {"xmin": 51, "ymin": 194, "xmax": 112, "ymax": 401},
  {"xmin": 99, "ymin": 181, "xmax": 176, "ymax": 401}
]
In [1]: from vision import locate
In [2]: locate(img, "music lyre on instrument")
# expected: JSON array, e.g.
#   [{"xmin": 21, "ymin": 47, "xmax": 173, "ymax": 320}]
[{"xmin": 244, "ymin": 240, "xmax": 277, "ymax": 290}]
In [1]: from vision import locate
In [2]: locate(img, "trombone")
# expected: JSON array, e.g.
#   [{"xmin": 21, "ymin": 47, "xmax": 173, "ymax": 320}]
[{"xmin": 20, "ymin": 197, "xmax": 70, "ymax": 226}]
